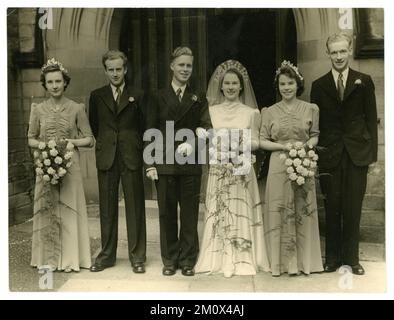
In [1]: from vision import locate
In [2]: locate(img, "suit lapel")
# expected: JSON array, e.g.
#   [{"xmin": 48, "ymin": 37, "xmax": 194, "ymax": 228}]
[
  {"xmin": 100, "ymin": 85, "xmax": 116, "ymax": 114},
  {"xmin": 117, "ymin": 86, "xmax": 132, "ymax": 115},
  {"xmin": 320, "ymin": 71, "xmax": 341, "ymax": 104},
  {"xmin": 175, "ymin": 86, "xmax": 196, "ymax": 123},
  {"xmin": 343, "ymin": 68, "xmax": 357, "ymax": 102},
  {"xmin": 163, "ymin": 86, "xmax": 180, "ymax": 120}
]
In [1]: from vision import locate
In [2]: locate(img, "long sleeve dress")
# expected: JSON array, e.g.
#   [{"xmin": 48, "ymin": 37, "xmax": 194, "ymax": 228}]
[
  {"xmin": 28, "ymin": 98, "xmax": 92, "ymax": 271},
  {"xmin": 260, "ymin": 100, "xmax": 324, "ymax": 276},
  {"xmin": 195, "ymin": 101, "xmax": 270, "ymax": 277}
]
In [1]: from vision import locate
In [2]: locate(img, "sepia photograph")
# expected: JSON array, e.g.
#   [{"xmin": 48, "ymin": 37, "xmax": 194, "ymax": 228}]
[{"xmin": 5, "ymin": 2, "xmax": 388, "ymax": 299}]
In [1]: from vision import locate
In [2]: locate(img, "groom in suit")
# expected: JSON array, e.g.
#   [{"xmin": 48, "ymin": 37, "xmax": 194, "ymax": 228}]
[
  {"xmin": 145, "ymin": 47, "xmax": 211, "ymax": 276},
  {"xmin": 89, "ymin": 50, "xmax": 146, "ymax": 273},
  {"xmin": 311, "ymin": 32, "xmax": 378, "ymax": 275}
]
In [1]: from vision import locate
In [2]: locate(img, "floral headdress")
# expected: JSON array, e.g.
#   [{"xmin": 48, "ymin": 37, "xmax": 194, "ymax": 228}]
[
  {"xmin": 213, "ymin": 60, "xmax": 250, "ymax": 82},
  {"xmin": 275, "ymin": 60, "xmax": 304, "ymax": 81},
  {"xmin": 41, "ymin": 58, "xmax": 69, "ymax": 75}
]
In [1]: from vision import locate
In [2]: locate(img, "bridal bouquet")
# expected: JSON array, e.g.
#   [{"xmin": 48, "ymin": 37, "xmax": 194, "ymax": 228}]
[
  {"xmin": 280, "ymin": 141, "xmax": 318, "ymax": 186},
  {"xmin": 208, "ymin": 128, "xmax": 255, "ymax": 176},
  {"xmin": 33, "ymin": 139, "xmax": 74, "ymax": 185}
]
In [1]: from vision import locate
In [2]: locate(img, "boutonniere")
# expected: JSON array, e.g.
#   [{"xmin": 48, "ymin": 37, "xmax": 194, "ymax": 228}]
[
  {"xmin": 191, "ymin": 94, "xmax": 198, "ymax": 102},
  {"xmin": 354, "ymin": 79, "xmax": 362, "ymax": 85},
  {"xmin": 129, "ymin": 96, "xmax": 135, "ymax": 103}
]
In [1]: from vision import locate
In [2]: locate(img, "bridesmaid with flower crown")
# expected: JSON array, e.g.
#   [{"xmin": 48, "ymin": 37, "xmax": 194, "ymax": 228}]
[
  {"xmin": 259, "ymin": 61, "xmax": 324, "ymax": 276},
  {"xmin": 28, "ymin": 59, "xmax": 93, "ymax": 272}
]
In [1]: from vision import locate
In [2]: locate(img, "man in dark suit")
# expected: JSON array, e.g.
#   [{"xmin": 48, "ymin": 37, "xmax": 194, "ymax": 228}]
[
  {"xmin": 89, "ymin": 50, "xmax": 146, "ymax": 273},
  {"xmin": 310, "ymin": 32, "xmax": 378, "ymax": 275},
  {"xmin": 145, "ymin": 47, "xmax": 212, "ymax": 276}
]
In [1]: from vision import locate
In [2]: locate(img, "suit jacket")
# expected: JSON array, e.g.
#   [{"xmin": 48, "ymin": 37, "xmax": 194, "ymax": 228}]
[
  {"xmin": 89, "ymin": 84, "xmax": 145, "ymax": 171},
  {"xmin": 310, "ymin": 68, "xmax": 378, "ymax": 169},
  {"xmin": 145, "ymin": 85, "xmax": 212, "ymax": 175}
]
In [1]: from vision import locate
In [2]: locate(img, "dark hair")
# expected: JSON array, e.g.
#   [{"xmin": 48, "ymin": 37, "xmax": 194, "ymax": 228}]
[
  {"xmin": 40, "ymin": 65, "xmax": 71, "ymax": 91},
  {"xmin": 274, "ymin": 65, "xmax": 305, "ymax": 96},
  {"xmin": 170, "ymin": 46, "xmax": 193, "ymax": 63},
  {"xmin": 102, "ymin": 50, "xmax": 128, "ymax": 69},
  {"xmin": 220, "ymin": 69, "xmax": 244, "ymax": 96}
]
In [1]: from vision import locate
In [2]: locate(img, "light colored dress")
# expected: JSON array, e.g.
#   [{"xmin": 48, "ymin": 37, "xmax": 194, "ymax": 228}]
[
  {"xmin": 260, "ymin": 100, "xmax": 323, "ymax": 276},
  {"xmin": 28, "ymin": 98, "xmax": 92, "ymax": 271},
  {"xmin": 195, "ymin": 102, "xmax": 270, "ymax": 277}
]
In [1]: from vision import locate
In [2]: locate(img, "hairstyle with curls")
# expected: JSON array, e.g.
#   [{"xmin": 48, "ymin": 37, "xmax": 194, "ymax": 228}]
[
  {"xmin": 170, "ymin": 46, "xmax": 193, "ymax": 63},
  {"xmin": 326, "ymin": 32, "xmax": 353, "ymax": 52},
  {"xmin": 40, "ymin": 64, "xmax": 71, "ymax": 91},
  {"xmin": 274, "ymin": 63, "xmax": 305, "ymax": 97},
  {"xmin": 220, "ymin": 68, "xmax": 244, "ymax": 96},
  {"xmin": 102, "ymin": 50, "xmax": 128, "ymax": 69}
]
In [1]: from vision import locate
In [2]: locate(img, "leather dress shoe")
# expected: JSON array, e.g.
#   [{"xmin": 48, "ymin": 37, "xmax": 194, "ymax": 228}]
[
  {"xmin": 323, "ymin": 263, "xmax": 340, "ymax": 273},
  {"xmin": 132, "ymin": 262, "xmax": 145, "ymax": 274},
  {"xmin": 90, "ymin": 262, "xmax": 114, "ymax": 272},
  {"xmin": 350, "ymin": 263, "xmax": 365, "ymax": 276},
  {"xmin": 181, "ymin": 266, "xmax": 195, "ymax": 277},
  {"xmin": 162, "ymin": 265, "xmax": 177, "ymax": 276}
]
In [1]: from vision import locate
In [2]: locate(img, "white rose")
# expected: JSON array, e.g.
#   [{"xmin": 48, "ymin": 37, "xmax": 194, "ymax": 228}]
[
  {"xmin": 35, "ymin": 159, "xmax": 43, "ymax": 167},
  {"xmin": 42, "ymin": 151, "xmax": 48, "ymax": 159},
  {"xmin": 297, "ymin": 149, "xmax": 306, "ymax": 158},
  {"xmin": 310, "ymin": 161, "xmax": 317, "ymax": 169},
  {"xmin": 296, "ymin": 166, "xmax": 304, "ymax": 173},
  {"xmin": 43, "ymin": 159, "xmax": 51, "ymax": 166},
  {"xmin": 303, "ymin": 159, "xmax": 311, "ymax": 167},
  {"xmin": 285, "ymin": 159, "xmax": 293, "ymax": 166},
  {"xmin": 308, "ymin": 170, "xmax": 315, "ymax": 177},
  {"xmin": 33, "ymin": 151, "xmax": 39, "ymax": 158},
  {"xmin": 54, "ymin": 156, "xmax": 63, "ymax": 164},
  {"xmin": 285, "ymin": 143, "xmax": 293, "ymax": 150},
  {"xmin": 48, "ymin": 140, "xmax": 57, "ymax": 149},
  {"xmin": 35, "ymin": 168, "xmax": 44, "ymax": 175},
  {"xmin": 293, "ymin": 158, "xmax": 302, "ymax": 167},
  {"xmin": 51, "ymin": 178, "xmax": 59, "ymax": 185},
  {"xmin": 289, "ymin": 173, "xmax": 298, "ymax": 181},
  {"xmin": 286, "ymin": 167, "xmax": 294, "ymax": 174},
  {"xmin": 43, "ymin": 175, "xmax": 50, "ymax": 182},
  {"xmin": 302, "ymin": 168, "xmax": 309, "ymax": 177},
  {"xmin": 66, "ymin": 161, "xmax": 73, "ymax": 168},
  {"xmin": 313, "ymin": 154, "xmax": 319, "ymax": 161},
  {"xmin": 289, "ymin": 149, "xmax": 297, "ymax": 157},
  {"xmin": 49, "ymin": 149, "xmax": 58, "ymax": 157},
  {"xmin": 47, "ymin": 167, "xmax": 55, "ymax": 175},
  {"xmin": 279, "ymin": 153, "xmax": 286, "ymax": 160},
  {"xmin": 307, "ymin": 144, "xmax": 314, "ymax": 150},
  {"xmin": 296, "ymin": 176, "xmax": 305, "ymax": 185},
  {"xmin": 308, "ymin": 150, "xmax": 316, "ymax": 157},
  {"xmin": 38, "ymin": 142, "xmax": 46, "ymax": 150}
]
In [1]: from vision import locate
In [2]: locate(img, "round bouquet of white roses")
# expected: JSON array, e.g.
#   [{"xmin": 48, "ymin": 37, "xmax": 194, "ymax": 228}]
[
  {"xmin": 33, "ymin": 139, "xmax": 74, "ymax": 185},
  {"xmin": 279, "ymin": 141, "xmax": 318, "ymax": 186}
]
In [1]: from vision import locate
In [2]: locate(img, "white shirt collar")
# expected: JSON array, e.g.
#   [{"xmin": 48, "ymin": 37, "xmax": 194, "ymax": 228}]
[
  {"xmin": 171, "ymin": 81, "xmax": 187, "ymax": 97},
  {"xmin": 331, "ymin": 68, "xmax": 349, "ymax": 88},
  {"xmin": 110, "ymin": 82, "xmax": 125, "ymax": 99}
]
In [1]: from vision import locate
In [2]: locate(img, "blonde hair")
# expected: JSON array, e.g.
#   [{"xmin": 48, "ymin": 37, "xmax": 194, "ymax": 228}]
[{"xmin": 326, "ymin": 32, "xmax": 352, "ymax": 51}]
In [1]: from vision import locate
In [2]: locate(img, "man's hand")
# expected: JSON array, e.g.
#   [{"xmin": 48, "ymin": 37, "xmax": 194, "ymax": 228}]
[
  {"xmin": 146, "ymin": 168, "xmax": 158, "ymax": 181},
  {"xmin": 176, "ymin": 142, "xmax": 193, "ymax": 156},
  {"xmin": 196, "ymin": 127, "xmax": 209, "ymax": 140}
]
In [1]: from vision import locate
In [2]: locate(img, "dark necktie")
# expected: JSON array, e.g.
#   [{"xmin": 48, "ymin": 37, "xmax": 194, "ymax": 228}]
[
  {"xmin": 337, "ymin": 73, "xmax": 344, "ymax": 101},
  {"xmin": 176, "ymin": 88, "xmax": 182, "ymax": 102},
  {"xmin": 115, "ymin": 87, "xmax": 121, "ymax": 113}
]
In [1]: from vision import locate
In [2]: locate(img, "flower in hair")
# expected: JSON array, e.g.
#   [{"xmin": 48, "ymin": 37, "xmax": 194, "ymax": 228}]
[{"xmin": 276, "ymin": 60, "xmax": 304, "ymax": 81}]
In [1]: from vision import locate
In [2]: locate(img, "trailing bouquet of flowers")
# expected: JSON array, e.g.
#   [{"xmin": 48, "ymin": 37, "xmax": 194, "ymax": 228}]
[
  {"xmin": 33, "ymin": 139, "xmax": 74, "ymax": 185},
  {"xmin": 280, "ymin": 141, "xmax": 318, "ymax": 187},
  {"xmin": 208, "ymin": 128, "xmax": 256, "ymax": 176}
]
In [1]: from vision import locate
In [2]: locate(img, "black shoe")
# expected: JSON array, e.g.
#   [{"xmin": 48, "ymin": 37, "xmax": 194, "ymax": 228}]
[
  {"xmin": 90, "ymin": 262, "xmax": 114, "ymax": 272},
  {"xmin": 181, "ymin": 266, "xmax": 195, "ymax": 277},
  {"xmin": 162, "ymin": 265, "xmax": 177, "ymax": 276},
  {"xmin": 132, "ymin": 262, "xmax": 145, "ymax": 274},
  {"xmin": 350, "ymin": 263, "xmax": 365, "ymax": 276},
  {"xmin": 323, "ymin": 263, "xmax": 340, "ymax": 273}
]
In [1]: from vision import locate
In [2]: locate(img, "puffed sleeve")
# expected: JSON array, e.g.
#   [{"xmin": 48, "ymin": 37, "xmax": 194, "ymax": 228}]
[
  {"xmin": 250, "ymin": 109, "xmax": 261, "ymax": 151},
  {"xmin": 76, "ymin": 103, "xmax": 93, "ymax": 138},
  {"xmin": 309, "ymin": 103, "xmax": 320, "ymax": 138},
  {"xmin": 259, "ymin": 107, "xmax": 271, "ymax": 141},
  {"xmin": 27, "ymin": 103, "xmax": 40, "ymax": 139}
]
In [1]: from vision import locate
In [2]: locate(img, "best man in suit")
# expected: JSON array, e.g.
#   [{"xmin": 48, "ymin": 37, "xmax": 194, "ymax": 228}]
[
  {"xmin": 145, "ymin": 47, "xmax": 212, "ymax": 276},
  {"xmin": 89, "ymin": 50, "xmax": 146, "ymax": 273},
  {"xmin": 310, "ymin": 33, "xmax": 378, "ymax": 275}
]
